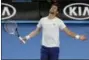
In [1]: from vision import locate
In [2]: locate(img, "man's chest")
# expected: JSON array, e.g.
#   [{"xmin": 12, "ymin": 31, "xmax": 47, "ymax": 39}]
[{"xmin": 42, "ymin": 21, "xmax": 59, "ymax": 29}]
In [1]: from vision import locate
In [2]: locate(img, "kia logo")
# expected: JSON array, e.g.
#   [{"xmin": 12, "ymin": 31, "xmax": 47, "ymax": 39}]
[
  {"xmin": 63, "ymin": 3, "xmax": 89, "ymax": 20},
  {"xmin": 1, "ymin": 3, "xmax": 16, "ymax": 20}
]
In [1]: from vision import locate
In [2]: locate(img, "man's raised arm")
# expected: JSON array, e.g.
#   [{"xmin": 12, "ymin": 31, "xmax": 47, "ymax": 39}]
[{"xmin": 63, "ymin": 27, "xmax": 87, "ymax": 41}]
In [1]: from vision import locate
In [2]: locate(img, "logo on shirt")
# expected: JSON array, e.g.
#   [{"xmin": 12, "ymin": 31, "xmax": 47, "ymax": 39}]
[
  {"xmin": 63, "ymin": 3, "xmax": 89, "ymax": 20},
  {"xmin": 53, "ymin": 23, "xmax": 56, "ymax": 26}
]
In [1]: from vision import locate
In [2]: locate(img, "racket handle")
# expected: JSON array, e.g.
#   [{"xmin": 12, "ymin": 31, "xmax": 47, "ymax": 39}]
[{"xmin": 19, "ymin": 36, "xmax": 26, "ymax": 44}]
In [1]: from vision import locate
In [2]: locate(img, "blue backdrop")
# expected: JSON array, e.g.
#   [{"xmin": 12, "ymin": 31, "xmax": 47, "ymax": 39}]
[{"xmin": 2, "ymin": 23, "xmax": 89, "ymax": 59}]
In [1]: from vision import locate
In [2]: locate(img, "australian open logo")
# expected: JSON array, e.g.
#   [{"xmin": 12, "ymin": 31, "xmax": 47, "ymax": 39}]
[
  {"xmin": 63, "ymin": 3, "xmax": 89, "ymax": 20},
  {"xmin": 1, "ymin": 3, "xmax": 16, "ymax": 20}
]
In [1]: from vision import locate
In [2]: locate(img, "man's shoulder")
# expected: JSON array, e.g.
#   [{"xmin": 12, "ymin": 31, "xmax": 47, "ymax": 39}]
[
  {"xmin": 41, "ymin": 16, "xmax": 48, "ymax": 20},
  {"xmin": 56, "ymin": 17, "xmax": 63, "ymax": 22},
  {"xmin": 39, "ymin": 16, "xmax": 47, "ymax": 23},
  {"xmin": 40, "ymin": 16, "xmax": 48, "ymax": 22}
]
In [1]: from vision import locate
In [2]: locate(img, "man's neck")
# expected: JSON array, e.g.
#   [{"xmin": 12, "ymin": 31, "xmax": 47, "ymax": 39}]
[{"xmin": 48, "ymin": 14, "xmax": 56, "ymax": 19}]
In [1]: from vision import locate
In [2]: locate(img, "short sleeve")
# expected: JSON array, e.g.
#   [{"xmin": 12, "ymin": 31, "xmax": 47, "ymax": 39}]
[
  {"xmin": 37, "ymin": 18, "xmax": 43, "ymax": 28},
  {"xmin": 59, "ymin": 20, "xmax": 66, "ymax": 30}
]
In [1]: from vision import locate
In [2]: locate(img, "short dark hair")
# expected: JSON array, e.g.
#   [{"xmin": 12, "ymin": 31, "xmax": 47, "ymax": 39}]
[{"xmin": 52, "ymin": 4, "xmax": 59, "ymax": 11}]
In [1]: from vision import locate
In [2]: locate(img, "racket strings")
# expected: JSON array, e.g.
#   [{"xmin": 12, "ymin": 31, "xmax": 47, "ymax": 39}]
[{"xmin": 4, "ymin": 21, "xmax": 17, "ymax": 35}]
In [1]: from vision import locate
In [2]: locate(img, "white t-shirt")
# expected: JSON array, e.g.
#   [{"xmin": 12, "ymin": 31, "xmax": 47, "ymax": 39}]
[{"xmin": 37, "ymin": 16, "xmax": 66, "ymax": 47}]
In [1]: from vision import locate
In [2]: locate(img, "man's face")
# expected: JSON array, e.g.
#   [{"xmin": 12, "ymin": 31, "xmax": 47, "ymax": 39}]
[{"xmin": 49, "ymin": 5, "xmax": 58, "ymax": 15}]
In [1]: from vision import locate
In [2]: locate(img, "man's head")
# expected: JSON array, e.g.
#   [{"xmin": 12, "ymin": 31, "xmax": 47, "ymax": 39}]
[{"xmin": 49, "ymin": 5, "xmax": 59, "ymax": 16}]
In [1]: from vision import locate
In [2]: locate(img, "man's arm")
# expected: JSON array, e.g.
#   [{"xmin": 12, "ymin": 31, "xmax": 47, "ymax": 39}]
[
  {"xmin": 26, "ymin": 27, "xmax": 41, "ymax": 39},
  {"xmin": 20, "ymin": 18, "xmax": 43, "ymax": 44},
  {"xmin": 63, "ymin": 27, "xmax": 86, "ymax": 40},
  {"xmin": 21, "ymin": 27, "xmax": 41, "ymax": 43}
]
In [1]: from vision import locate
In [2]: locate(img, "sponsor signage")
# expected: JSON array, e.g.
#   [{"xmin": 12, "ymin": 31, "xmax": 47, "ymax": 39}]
[
  {"xmin": 1, "ymin": 0, "xmax": 89, "ymax": 21},
  {"xmin": 1, "ymin": 3, "xmax": 16, "ymax": 20},
  {"xmin": 63, "ymin": 3, "xmax": 89, "ymax": 20}
]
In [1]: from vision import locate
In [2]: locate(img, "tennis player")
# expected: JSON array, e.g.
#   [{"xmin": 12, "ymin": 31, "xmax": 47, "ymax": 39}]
[{"xmin": 21, "ymin": 5, "xmax": 86, "ymax": 60}]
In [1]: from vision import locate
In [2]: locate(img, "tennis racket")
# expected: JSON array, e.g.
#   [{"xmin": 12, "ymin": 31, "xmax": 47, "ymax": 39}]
[{"xmin": 4, "ymin": 20, "xmax": 25, "ymax": 44}]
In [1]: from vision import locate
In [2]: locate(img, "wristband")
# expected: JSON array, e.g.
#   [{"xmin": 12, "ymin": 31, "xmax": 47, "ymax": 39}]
[
  {"xmin": 75, "ymin": 35, "xmax": 80, "ymax": 39},
  {"xmin": 25, "ymin": 35, "xmax": 30, "ymax": 40}
]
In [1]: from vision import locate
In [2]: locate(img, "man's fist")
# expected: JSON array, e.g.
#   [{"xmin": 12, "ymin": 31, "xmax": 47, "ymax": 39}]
[{"xmin": 79, "ymin": 35, "xmax": 87, "ymax": 41}]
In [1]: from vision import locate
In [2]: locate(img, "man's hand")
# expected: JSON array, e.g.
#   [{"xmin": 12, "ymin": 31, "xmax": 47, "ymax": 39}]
[
  {"xmin": 21, "ymin": 36, "xmax": 30, "ymax": 44},
  {"xmin": 79, "ymin": 35, "xmax": 87, "ymax": 41}
]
